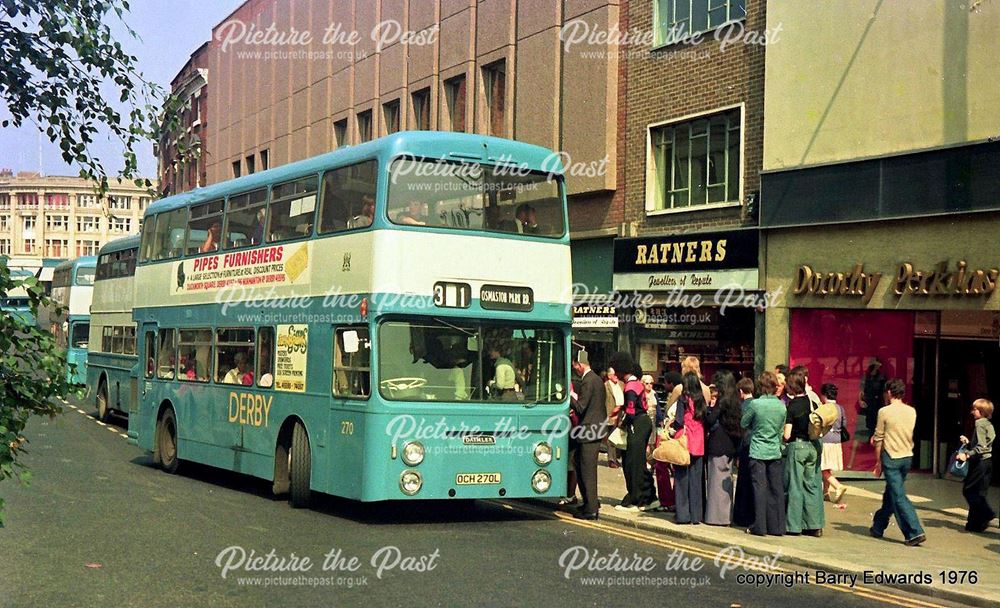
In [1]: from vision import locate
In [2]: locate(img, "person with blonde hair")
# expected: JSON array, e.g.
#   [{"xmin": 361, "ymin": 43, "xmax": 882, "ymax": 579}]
[
  {"xmin": 666, "ymin": 355, "xmax": 711, "ymax": 412},
  {"xmin": 957, "ymin": 398, "xmax": 995, "ymax": 532}
]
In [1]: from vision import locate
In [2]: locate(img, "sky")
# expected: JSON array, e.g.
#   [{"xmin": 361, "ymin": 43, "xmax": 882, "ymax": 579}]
[{"xmin": 0, "ymin": 0, "xmax": 244, "ymax": 179}]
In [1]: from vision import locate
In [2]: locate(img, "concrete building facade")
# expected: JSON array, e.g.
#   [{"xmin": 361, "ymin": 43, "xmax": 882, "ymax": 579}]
[{"xmin": 0, "ymin": 171, "xmax": 152, "ymax": 260}]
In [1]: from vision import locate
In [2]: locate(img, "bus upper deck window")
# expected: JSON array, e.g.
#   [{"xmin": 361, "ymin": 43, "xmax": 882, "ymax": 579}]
[
  {"xmin": 268, "ymin": 177, "xmax": 318, "ymax": 242},
  {"xmin": 319, "ymin": 161, "xmax": 378, "ymax": 233},
  {"xmin": 225, "ymin": 189, "xmax": 267, "ymax": 248},
  {"xmin": 186, "ymin": 200, "xmax": 225, "ymax": 255}
]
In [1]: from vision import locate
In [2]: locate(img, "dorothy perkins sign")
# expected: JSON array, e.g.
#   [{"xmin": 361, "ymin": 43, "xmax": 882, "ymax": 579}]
[
  {"xmin": 793, "ymin": 260, "xmax": 999, "ymax": 303},
  {"xmin": 612, "ymin": 229, "xmax": 759, "ymax": 292}
]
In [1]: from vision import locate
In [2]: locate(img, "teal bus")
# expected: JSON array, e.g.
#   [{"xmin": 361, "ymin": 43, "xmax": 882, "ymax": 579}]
[
  {"xmin": 1, "ymin": 266, "xmax": 36, "ymax": 326},
  {"xmin": 133, "ymin": 131, "xmax": 572, "ymax": 506},
  {"xmin": 51, "ymin": 256, "xmax": 96, "ymax": 385},
  {"xmin": 87, "ymin": 236, "xmax": 140, "ymax": 421}
]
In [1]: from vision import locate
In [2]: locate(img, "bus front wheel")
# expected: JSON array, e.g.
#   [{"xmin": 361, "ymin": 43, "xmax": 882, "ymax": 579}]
[
  {"xmin": 156, "ymin": 408, "xmax": 180, "ymax": 474},
  {"xmin": 289, "ymin": 421, "xmax": 311, "ymax": 508},
  {"xmin": 96, "ymin": 379, "xmax": 109, "ymax": 422}
]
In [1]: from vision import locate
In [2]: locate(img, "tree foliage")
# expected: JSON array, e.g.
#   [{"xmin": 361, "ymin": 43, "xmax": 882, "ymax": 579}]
[
  {"xmin": 0, "ymin": 262, "xmax": 77, "ymax": 527},
  {"xmin": 0, "ymin": 0, "xmax": 193, "ymax": 194}
]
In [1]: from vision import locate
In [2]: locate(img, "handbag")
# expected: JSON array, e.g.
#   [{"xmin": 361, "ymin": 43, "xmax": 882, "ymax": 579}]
[
  {"xmin": 608, "ymin": 426, "xmax": 628, "ymax": 451},
  {"xmin": 948, "ymin": 448, "xmax": 970, "ymax": 479},
  {"xmin": 652, "ymin": 432, "xmax": 690, "ymax": 466},
  {"xmin": 840, "ymin": 426, "xmax": 850, "ymax": 442}
]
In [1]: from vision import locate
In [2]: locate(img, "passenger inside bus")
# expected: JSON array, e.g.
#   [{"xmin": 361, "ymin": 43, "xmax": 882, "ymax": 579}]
[
  {"xmin": 515, "ymin": 204, "xmax": 539, "ymax": 234},
  {"xmin": 347, "ymin": 195, "xmax": 375, "ymax": 229},
  {"xmin": 488, "ymin": 343, "xmax": 518, "ymax": 401},
  {"xmin": 200, "ymin": 221, "xmax": 222, "ymax": 253},
  {"xmin": 222, "ymin": 351, "xmax": 254, "ymax": 385},
  {"xmin": 251, "ymin": 209, "xmax": 266, "ymax": 245},
  {"xmin": 396, "ymin": 200, "xmax": 427, "ymax": 225},
  {"xmin": 258, "ymin": 333, "xmax": 274, "ymax": 388}
]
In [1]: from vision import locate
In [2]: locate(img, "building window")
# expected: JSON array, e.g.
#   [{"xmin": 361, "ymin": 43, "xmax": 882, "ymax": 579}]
[
  {"xmin": 108, "ymin": 195, "xmax": 131, "ymax": 210},
  {"xmin": 259, "ymin": 149, "xmax": 269, "ymax": 171},
  {"xmin": 232, "ymin": 160, "xmax": 242, "ymax": 178},
  {"xmin": 16, "ymin": 193, "xmax": 38, "ymax": 209},
  {"xmin": 22, "ymin": 216, "xmax": 36, "ymax": 234},
  {"xmin": 411, "ymin": 88, "xmax": 431, "ymax": 130},
  {"xmin": 139, "ymin": 197, "xmax": 151, "ymax": 210},
  {"xmin": 0, "ymin": 194, "xmax": 9, "ymax": 208},
  {"xmin": 246, "ymin": 154, "xmax": 256, "ymax": 175},
  {"xmin": 649, "ymin": 108, "xmax": 741, "ymax": 211},
  {"xmin": 45, "ymin": 214, "xmax": 69, "ymax": 231},
  {"xmin": 654, "ymin": 0, "xmax": 746, "ymax": 46},
  {"xmin": 44, "ymin": 239, "xmax": 68, "ymax": 257},
  {"xmin": 46, "ymin": 193, "xmax": 69, "ymax": 207},
  {"xmin": 0, "ymin": 239, "xmax": 10, "ymax": 255},
  {"xmin": 383, "ymin": 99, "xmax": 400, "ymax": 135},
  {"xmin": 23, "ymin": 239, "xmax": 35, "ymax": 254},
  {"xmin": 77, "ymin": 194, "xmax": 98, "ymax": 208},
  {"xmin": 333, "ymin": 119, "xmax": 348, "ymax": 148},
  {"xmin": 110, "ymin": 217, "xmax": 132, "ymax": 233},
  {"xmin": 76, "ymin": 240, "xmax": 100, "ymax": 256},
  {"xmin": 444, "ymin": 75, "xmax": 466, "ymax": 132},
  {"xmin": 482, "ymin": 61, "xmax": 506, "ymax": 137},
  {"xmin": 0, "ymin": 214, "xmax": 8, "ymax": 230},
  {"xmin": 357, "ymin": 110, "xmax": 373, "ymax": 143},
  {"xmin": 77, "ymin": 216, "xmax": 99, "ymax": 232}
]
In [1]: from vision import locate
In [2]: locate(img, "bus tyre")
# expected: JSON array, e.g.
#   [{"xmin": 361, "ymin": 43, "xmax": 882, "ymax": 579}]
[
  {"xmin": 96, "ymin": 380, "xmax": 109, "ymax": 422},
  {"xmin": 156, "ymin": 409, "xmax": 180, "ymax": 474},
  {"xmin": 289, "ymin": 422, "xmax": 311, "ymax": 508}
]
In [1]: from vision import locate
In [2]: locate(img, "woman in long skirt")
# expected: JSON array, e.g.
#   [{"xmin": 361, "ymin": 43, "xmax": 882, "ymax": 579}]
[{"xmin": 703, "ymin": 371, "xmax": 742, "ymax": 525}]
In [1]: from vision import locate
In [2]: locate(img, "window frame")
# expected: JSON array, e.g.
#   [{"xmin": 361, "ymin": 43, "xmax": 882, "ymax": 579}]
[
  {"xmin": 224, "ymin": 188, "xmax": 269, "ymax": 250},
  {"xmin": 266, "ymin": 175, "xmax": 319, "ymax": 244},
  {"xmin": 214, "ymin": 327, "xmax": 256, "ymax": 385},
  {"xmin": 645, "ymin": 104, "xmax": 744, "ymax": 216},
  {"xmin": 177, "ymin": 328, "xmax": 213, "ymax": 383},
  {"xmin": 156, "ymin": 328, "xmax": 177, "ymax": 380},
  {"xmin": 652, "ymin": 0, "xmax": 747, "ymax": 49},
  {"xmin": 185, "ymin": 199, "xmax": 225, "ymax": 255},
  {"xmin": 317, "ymin": 160, "xmax": 380, "ymax": 235}
]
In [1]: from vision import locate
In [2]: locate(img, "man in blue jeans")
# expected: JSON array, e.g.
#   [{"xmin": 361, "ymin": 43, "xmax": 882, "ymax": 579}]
[{"xmin": 870, "ymin": 378, "xmax": 926, "ymax": 546}]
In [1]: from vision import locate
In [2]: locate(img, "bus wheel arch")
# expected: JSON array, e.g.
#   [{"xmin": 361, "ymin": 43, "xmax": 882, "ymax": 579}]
[
  {"xmin": 274, "ymin": 416, "xmax": 311, "ymax": 508},
  {"xmin": 153, "ymin": 401, "xmax": 180, "ymax": 474},
  {"xmin": 96, "ymin": 374, "xmax": 110, "ymax": 422}
]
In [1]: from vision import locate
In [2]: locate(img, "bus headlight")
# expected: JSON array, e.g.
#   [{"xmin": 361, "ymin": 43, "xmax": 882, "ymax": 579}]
[
  {"xmin": 402, "ymin": 441, "xmax": 425, "ymax": 466},
  {"xmin": 533, "ymin": 442, "xmax": 553, "ymax": 466},
  {"xmin": 531, "ymin": 469, "xmax": 552, "ymax": 494},
  {"xmin": 400, "ymin": 470, "xmax": 423, "ymax": 495}
]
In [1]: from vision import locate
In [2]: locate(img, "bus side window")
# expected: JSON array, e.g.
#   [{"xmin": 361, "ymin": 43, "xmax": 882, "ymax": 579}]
[
  {"xmin": 151, "ymin": 208, "xmax": 188, "ymax": 260},
  {"xmin": 334, "ymin": 326, "xmax": 370, "ymax": 399},
  {"xmin": 257, "ymin": 327, "xmax": 274, "ymax": 388},
  {"xmin": 216, "ymin": 328, "xmax": 255, "ymax": 385},
  {"xmin": 103, "ymin": 326, "xmax": 113, "ymax": 353},
  {"xmin": 124, "ymin": 326, "xmax": 136, "ymax": 356},
  {"xmin": 319, "ymin": 161, "xmax": 378, "ymax": 233},
  {"xmin": 144, "ymin": 331, "xmax": 156, "ymax": 379},
  {"xmin": 157, "ymin": 328, "xmax": 176, "ymax": 380},
  {"xmin": 178, "ymin": 329, "xmax": 212, "ymax": 382},
  {"xmin": 225, "ymin": 189, "xmax": 266, "ymax": 248},
  {"xmin": 186, "ymin": 200, "xmax": 225, "ymax": 255},
  {"xmin": 268, "ymin": 176, "xmax": 318, "ymax": 242}
]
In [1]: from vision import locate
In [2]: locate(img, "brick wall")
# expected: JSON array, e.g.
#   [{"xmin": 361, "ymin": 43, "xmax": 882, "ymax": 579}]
[{"xmin": 624, "ymin": 0, "xmax": 765, "ymax": 236}]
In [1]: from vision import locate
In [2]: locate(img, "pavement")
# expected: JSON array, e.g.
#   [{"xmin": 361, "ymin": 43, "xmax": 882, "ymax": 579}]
[{"xmin": 567, "ymin": 454, "xmax": 1000, "ymax": 607}]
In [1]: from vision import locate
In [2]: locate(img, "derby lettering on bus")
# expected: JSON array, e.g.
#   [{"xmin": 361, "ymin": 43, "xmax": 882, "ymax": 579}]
[{"xmin": 228, "ymin": 392, "xmax": 273, "ymax": 427}]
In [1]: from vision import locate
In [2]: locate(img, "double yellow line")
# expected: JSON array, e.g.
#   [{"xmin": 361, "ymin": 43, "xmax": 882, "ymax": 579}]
[{"xmin": 499, "ymin": 501, "xmax": 953, "ymax": 608}]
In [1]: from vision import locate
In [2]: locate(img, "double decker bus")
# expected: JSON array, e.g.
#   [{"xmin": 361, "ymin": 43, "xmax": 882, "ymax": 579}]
[
  {"xmin": 51, "ymin": 256, "xmax": 96, "ymax": 385},
  {"xmin": 87, "ymin": 236, "xmax": 140, "ymax": 421},
  {"xmin": 133, "ymin": 132, "xmax": 572, "ymax": 505}
]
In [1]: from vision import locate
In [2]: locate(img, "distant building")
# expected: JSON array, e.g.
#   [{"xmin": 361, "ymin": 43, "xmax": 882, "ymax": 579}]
[
  {"xmin": 156, "ymin": 41, "xmax": 210, "ymax": 197},
  {"xmin": 0, "ymin": 171, "xmax": 153, "ymax": 267}
]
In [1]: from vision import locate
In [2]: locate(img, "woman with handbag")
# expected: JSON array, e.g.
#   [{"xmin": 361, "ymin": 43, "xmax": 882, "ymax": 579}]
[
  {"xmin": 703, "ymin": 371, "xmax": 742, "ymax": 526},
  {"xmin": 609, "ymin": 352, "xmax": 657, "ymax": 512},
  {"xmin": 819, "ymin": 383, "xmax": 849, "ymax": 504},
  {"xmin": 672, "ymin": 372, "xmax": 707, "ymax": 524},
  {"xmin": 956, "ymin": 398, "xmax": 995, "ymax": 532}
]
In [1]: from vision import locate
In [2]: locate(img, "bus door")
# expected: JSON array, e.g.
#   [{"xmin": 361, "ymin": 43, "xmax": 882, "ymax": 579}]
[{"xmin": 134, "ymin": 323, "xmax": 159, "ymax": 440}]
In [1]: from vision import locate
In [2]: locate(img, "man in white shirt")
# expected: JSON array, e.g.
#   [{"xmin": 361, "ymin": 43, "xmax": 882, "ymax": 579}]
[{"xmin": 489, "ymin": 347, "xmax": 517, "ymax": 400}]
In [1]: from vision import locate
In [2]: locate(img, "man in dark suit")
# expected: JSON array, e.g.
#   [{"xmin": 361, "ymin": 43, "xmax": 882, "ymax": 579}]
[{"xmin": 571, "ymin": 349, "xmax": 607, "ymax": 520}]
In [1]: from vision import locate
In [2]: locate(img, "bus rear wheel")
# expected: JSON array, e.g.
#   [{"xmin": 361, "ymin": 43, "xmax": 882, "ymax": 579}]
[
  {"xmin": 96, "ymin": 379, "xmax": 109, "ymax": 422},
  {"xmin": 289, "ymin": 421, "xmax": 311, "ymax": 508},
  {"xmin": 156, "ymin": 408, "xmax": 180, "ymax": 474}
]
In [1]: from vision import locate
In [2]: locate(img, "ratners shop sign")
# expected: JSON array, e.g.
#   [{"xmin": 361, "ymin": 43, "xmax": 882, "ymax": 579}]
[{"xmin": 613, "ymin": 229, "xmax": 759, "ymax": 292}]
